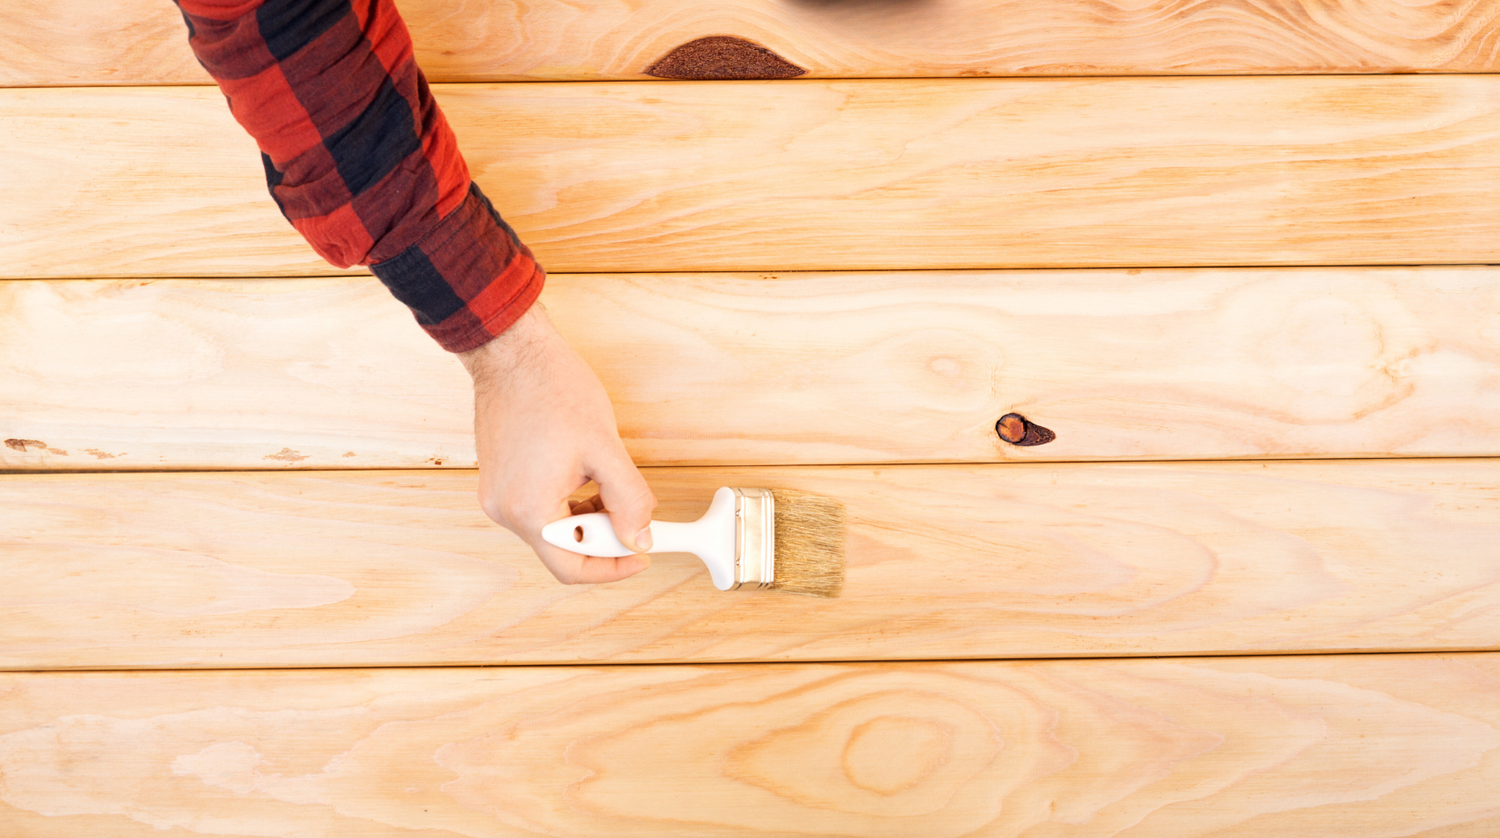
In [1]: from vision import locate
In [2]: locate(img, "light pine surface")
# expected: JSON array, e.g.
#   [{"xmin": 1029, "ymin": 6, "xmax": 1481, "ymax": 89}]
[
  {"xmin": 6, "ymin": 76, "xmax": 1500, "ymax": 279},
  {"xmin": 8, "ymin": 267, "xmax": 1500, "ymax": 470},
  {"xmin": 4, "ymin": 0, "xmax": 1500, "ymax": 86},
  {"xmin": 2, "ymin": 654, "xmax": 1499, "ymax": 835},
  {"xmin": 7, "ymin": 4, "xmax": 1499, "ymax": 830},
  {"xmin": 0, "ymin": 86, "xmax": 333, "ymax": 280},
  {"xmin": 5, "ymin": 460, "xmax": 1500, "ymax": 669}
]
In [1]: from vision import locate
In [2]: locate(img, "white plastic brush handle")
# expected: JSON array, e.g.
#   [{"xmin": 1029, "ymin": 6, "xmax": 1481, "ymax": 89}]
[{"xmin": 540, "ymin": 487, "xmax": 739, "ymax": 590}]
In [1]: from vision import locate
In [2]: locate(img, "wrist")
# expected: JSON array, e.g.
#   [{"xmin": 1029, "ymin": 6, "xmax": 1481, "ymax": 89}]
[{"xmin": 458, "ymin": 303, "xmax": 551, "ymax": 384}]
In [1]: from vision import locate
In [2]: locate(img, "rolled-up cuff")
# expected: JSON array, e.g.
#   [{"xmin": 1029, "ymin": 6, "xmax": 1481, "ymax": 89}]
[{"xmin": 371, "ymin": 183, "xmax": 546, "ymax": 353}]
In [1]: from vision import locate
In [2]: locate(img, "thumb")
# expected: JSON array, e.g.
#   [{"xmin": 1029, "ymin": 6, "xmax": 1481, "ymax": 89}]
[{"xmin": 591, "ymin": 445, "xmax": 657, "ymax": 554}]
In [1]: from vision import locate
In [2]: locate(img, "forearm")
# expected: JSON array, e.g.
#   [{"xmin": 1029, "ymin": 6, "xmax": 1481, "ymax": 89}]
[
  {"xmin": 177, "ymin": 0, "xmax": 652, "ymax": 583},
  {"xmin": 176, "ymin": 0, "xmax": 543, "ymax": 351}
]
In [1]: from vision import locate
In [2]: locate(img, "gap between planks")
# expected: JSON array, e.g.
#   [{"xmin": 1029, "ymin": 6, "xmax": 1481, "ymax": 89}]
[
  {"xmin": 11, "ymin": 646, "xmax": 1500, "ymax": 675},
  {"xmin": 4, "ymin": 71, "xmax": 1466, "ymax": 92},
  {"xmin": 11, "ymin": 452, "xmax": 1500, "ymax": 479}
]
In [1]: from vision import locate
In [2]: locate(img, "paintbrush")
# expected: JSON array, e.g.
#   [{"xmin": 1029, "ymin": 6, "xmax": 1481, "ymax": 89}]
[{"xmin": 542, "ymin": 486, "xmax": 844, "ymax": 597}]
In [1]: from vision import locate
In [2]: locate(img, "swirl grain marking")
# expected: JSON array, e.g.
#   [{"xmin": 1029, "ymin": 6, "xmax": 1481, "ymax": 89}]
[{"xmin": 841, "ymin": 716, "xmax": 953, "ymax": 795}]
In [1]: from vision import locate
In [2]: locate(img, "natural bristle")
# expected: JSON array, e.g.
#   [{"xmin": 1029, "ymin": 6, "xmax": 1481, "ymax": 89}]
[{"xmin": 768, "ymin": 489, "xmax": 846, "ymax": 597}]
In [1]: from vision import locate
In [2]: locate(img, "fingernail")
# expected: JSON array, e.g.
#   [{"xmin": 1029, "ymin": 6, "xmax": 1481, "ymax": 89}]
[{"xmin": 635, "ymin": 526, "xmax": 653, "ymax": 553}]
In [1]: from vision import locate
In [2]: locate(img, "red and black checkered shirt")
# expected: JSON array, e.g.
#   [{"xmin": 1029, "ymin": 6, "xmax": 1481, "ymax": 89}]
[{"xmin": 176, "ymin": 0, "xmax": 543, "ymax": 353}]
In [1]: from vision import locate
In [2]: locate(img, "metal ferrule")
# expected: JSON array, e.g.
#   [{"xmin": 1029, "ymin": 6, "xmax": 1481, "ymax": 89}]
[{"xmin": 732, "ymin": 487, "xmax": 775, "ymax": 589}]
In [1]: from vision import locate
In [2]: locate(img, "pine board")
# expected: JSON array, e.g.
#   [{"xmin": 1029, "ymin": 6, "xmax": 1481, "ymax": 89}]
[
  {"xmin": 7, "ymin": 267, "xmax": 1500, "ymax": 470},
  {"xmin": 4, "ymin": 0, "xmax": 1500, "ymax": 86},
  {"xmin": 2, "ymin": 654, "xmax": 1499, "ymax": 835},
  {"xmin": 5, "ymin": 76, "xmax": 1500, "ymax": 279},
  {"xmin": 5, "ymin": 460, "xmax": 1500, "ymax": 669}
]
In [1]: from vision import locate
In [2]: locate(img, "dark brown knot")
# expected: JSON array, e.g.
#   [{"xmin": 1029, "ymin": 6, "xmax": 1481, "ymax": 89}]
[{"xmin": 646, "ymin": 36, "xmax": 806, "ymax": 80}]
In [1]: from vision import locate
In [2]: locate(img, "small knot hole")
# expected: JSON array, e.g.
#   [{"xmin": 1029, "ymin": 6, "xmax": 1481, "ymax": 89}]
[{"xmin": 996, "ymin": 413, "xmax": 1056, "ymax": 446}]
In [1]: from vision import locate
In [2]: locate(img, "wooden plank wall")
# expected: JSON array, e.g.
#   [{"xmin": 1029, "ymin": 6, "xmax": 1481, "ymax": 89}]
[{"xmin": 3, "ymin": 1, "xmax": 1500, "ymax": 834}]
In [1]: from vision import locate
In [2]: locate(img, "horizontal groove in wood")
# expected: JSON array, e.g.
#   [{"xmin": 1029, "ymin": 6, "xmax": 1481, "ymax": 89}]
[
  {"xmin": 1, "ymin": 654, "xmax": 1498, "ymax": 834},
  {"xmin": 4, "ymin": 0, "xmax": 1499, "ymax": 87},
  {"xmin": 4, "ymin": 460, "xmax": 1500, "ymax": 669},
  {"xmin": 7, "ymin": 266, "xmax": 1500, "ymax": 470},
  {"xmin": 4, "ymin": 76, "xmax": 1499, "ymax": 279}
]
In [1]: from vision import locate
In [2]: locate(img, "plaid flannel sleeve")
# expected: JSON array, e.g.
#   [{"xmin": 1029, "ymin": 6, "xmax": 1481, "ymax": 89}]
[{"xmin": 176, "ymin": 0, "xmax": 544, "ymax": 353}]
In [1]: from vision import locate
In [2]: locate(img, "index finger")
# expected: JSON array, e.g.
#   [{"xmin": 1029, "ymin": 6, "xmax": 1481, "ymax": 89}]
[{"xmin": 532, "ymin": 537, "xmax": 651, "ymax": 585}]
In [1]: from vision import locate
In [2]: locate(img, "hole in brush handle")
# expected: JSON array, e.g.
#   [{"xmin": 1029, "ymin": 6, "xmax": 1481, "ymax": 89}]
[{"xmin": 540, "ymin": 513, "xmax": 635, "ymax": 557}]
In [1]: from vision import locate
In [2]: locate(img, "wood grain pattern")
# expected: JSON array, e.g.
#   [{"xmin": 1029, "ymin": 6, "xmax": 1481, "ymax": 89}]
[
  {"xmin": 9, "ymin": 4, "xmax": 1496, "ymax": 833},
  {"xmin": 4, "ymin": 76, "xmax": 1499, "ymax": 279},
  {"xmin": 0, "ymin": 87, "xmax": 348, "ymax": 280},
  {"xmin": 0, "ymin": 1, "xmax": 205, "ymax": 87},
  {"xmin": 8, "ymin": 267, "xmax": 1500, "ymax": 470},
  {"xmin": 5, "ymin": 0, "xmax": 1500, "ymax": 86},
  {"xmin": 0, "ymin": 278, "xmax": 473, "ymax": 470},
  {"xmin": 2, "ymin": 654, "xmax": 1499, "ymax": 835},
  {"xmin": 5, "ymin": 460, "xmax": 1500, "ymax": 669}
]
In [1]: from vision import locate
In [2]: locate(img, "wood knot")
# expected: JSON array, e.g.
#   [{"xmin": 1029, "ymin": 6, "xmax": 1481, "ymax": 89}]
[
  {"xmin": 646, "ymin": 36, "xmax": 806, "ymax": 80},
  {"xmin": 5, "ymin": 438, "xmax": 47, "ymax": 452},
  {"xmin": 995, "ymin": 414, "xmax": 1055, "ymax": 447}
]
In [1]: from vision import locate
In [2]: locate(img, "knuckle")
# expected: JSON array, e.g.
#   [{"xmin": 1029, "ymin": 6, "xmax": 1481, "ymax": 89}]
[
  {"xmin": 478, "ymin": 485, "xmax": 542, "ymax": 533},
  {"xmin": 477, "ymin": 486, "xmax": 505, "ymax": 524}
]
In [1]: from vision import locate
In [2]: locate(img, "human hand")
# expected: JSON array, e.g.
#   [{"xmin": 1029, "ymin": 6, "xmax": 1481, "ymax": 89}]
[{"xmin": 459, "ymin": 304, "xmax": 656, "ymax": 584}]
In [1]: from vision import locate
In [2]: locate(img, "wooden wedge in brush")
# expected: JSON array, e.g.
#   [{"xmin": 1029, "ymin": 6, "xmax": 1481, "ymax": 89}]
[{"xmin": 542, "ymin": 487, "xmax": 844, "ymax": 596}]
